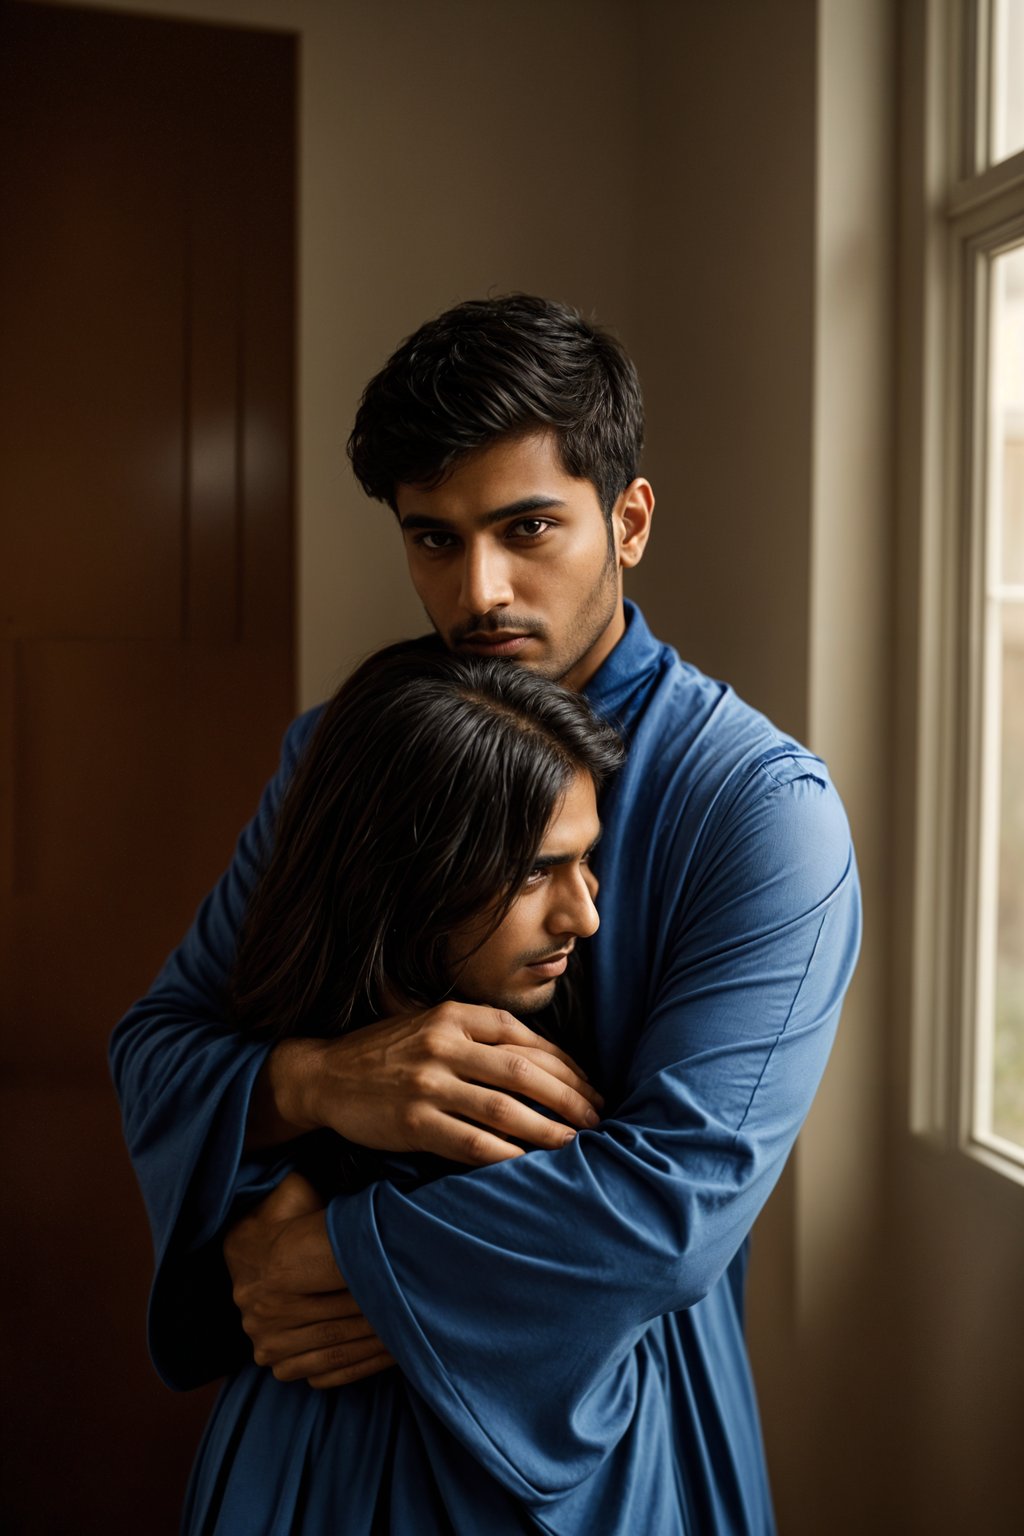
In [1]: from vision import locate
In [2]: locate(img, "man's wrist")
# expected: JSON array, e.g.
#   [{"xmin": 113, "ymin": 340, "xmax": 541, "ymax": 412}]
[
  {"xmin": 269, "ymin": 1038, "xmax": 327, "ymax": 1133},
  {"xmin": 245, "ymin": 1038, "xmax": 326, "ymax": 1150}
]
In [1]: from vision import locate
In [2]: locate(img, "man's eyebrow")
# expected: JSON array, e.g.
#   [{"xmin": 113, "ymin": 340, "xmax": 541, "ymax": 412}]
[
  {"xmin": 532, "ymin": 828, "xmax": 603, "ymax": 870},
  {"xmin": 399, "ymin": 495, "xmax": 566, "ymax": 532}
]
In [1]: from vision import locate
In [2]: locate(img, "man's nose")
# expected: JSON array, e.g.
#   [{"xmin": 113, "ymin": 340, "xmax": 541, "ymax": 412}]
[
  {"xmin": 550, "ymin": 873, "xmax": 600, "ymax": 940},
  {"xmin": 459, "ymin": 542, "xmax": 514, "ymax": 615}
]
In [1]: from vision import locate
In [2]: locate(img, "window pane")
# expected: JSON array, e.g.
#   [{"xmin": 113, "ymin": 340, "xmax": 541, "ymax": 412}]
[
  {"xmin": 991, "ymin": 0, "xmax": 1024, "ymax": 165},
  {"xmin": 995, "ymin": 244, "xmax": 1024, "ymax": 585},
  {"xmin": 994, "ymin": 602, "xmax": 1024, "ymax": 1146},
  {"xmin": 984, "ymin": 241, "xmax": 1024, "ymax": 1154}
]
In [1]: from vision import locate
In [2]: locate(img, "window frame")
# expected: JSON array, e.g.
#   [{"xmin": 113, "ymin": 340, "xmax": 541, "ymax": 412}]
[{"xmin": 908, "ymin": 0, "xmax": 1024, "ymax": 1186}]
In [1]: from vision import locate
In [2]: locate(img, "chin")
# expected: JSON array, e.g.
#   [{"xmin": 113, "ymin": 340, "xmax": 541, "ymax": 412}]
[{"xmin": 496, "ymin": 981, "xmax": 558, "ymax": 1016}]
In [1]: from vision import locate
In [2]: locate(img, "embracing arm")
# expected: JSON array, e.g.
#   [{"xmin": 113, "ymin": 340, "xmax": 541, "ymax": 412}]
[{"xmin": 257, "ymin": 766, "xmax": 862, "ymax": 1500}]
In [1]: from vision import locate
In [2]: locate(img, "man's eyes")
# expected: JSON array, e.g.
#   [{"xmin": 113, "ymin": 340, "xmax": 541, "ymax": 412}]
[
  {"xmin": 508, "ymin": 517, "xmax": 553, "ymax": 539},
  {"xmin": 414, "ymin": 530, "xmax": 458, "ymax": 551},
  {"xmin": 525, "ymin": 852, "xmax": 592, "ymax": 886},
  {"xmin": 411, "ymin": 519, "xmax": 554, "ymax": 552}
]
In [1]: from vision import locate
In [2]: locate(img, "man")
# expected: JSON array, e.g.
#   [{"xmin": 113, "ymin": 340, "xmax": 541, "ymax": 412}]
[{"xmin": 112, "ymin": 295, "xmax": 861, "ymax": 1534}]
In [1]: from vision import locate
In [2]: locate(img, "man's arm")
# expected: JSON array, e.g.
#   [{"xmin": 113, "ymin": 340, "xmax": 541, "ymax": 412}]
[{"xmin": 229, "ymin": 767, "xmax": 861, "ymax": 1501}]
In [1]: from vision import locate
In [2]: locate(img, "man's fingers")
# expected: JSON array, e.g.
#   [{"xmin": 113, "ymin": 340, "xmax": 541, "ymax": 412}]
[
  {"xmin": 510, "ymin": 1046, "xmax": 604, "ymax": 1111},
  {"xmin": 237, "ymin": 1287, "xmax": 363, "ymax": 1340},
  {"xmin": 307, "ymin": 1352, "xmax": 396, "ymax": 1390},
  {"xmin": 439, "ymin": 1079, "xmax": 585, "ymax": 1151},
  {"xmin": 450, "ymin": 1008, "xmax": 589, "ymax": 1078},
  {"xmin": 273, "ymin": 1209, "xmax": 350, "ymax": 1294},
  {"xmin": 252, "ymin": 1312, "xmax": 378, "ymax": 1367},
  {"xmin": 413, "ymin": 1108, "xmax": 527, "ymax": 1167},
  {"xmin": 271, "ymin": 1331, "xmax": 389, "ymax": 1384},
  {"xmin": 459, "ymin": 1042, "xmax": 602, "ymax": 1131}
]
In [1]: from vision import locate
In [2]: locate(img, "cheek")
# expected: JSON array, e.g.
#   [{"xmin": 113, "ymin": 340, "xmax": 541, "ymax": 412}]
[
  {"xmin": 454, "ymin": 925, "xmax": 514, "ymax": 993},
  {"xmin": 549, "ymin": 540, "xmax": 612, "ymax": 606},
  {"xmin": 478, "ymin": 930, "xmax": 520, "ymax": 979},
  {"xmin": 475, "ymin": 909, "xmax": 533, "ymax": 979},
  {"xmin": 409, "ymin": 566, "xmax": 446, "ymax": 615}
]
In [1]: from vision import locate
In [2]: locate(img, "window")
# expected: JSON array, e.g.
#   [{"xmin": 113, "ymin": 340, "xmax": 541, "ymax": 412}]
[
  {"xmin": 977, "ymin": 240, "xmax": 1024, "ymax": 1153},
  {"xmin": 990, "ymin": 0, "xmax": 1024, "ymax": 164},
  {"xmin": 910, "ymin": 0, "xmax": 1024, "ymax": 1181}
]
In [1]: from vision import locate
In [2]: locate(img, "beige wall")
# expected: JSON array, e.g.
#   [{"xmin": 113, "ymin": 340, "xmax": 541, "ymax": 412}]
[
  {"xmin": 632, "ymin": 0, "xmax": 818, "ymax": 742},
  {"xmin": 41, "ymin": 1, "xmax": 981, "ymax": 1531}
]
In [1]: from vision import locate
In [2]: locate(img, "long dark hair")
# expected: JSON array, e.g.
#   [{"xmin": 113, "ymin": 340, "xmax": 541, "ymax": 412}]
[{"xmin": 231, "ymin": 641, "xmax": 623, "ymax": 1041}]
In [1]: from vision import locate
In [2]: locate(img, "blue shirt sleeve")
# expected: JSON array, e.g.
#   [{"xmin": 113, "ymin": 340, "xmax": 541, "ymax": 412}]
[
  {"xmin": 109, "ymin": 710, "xmax": 319, "ymax": 1389},
  {"xmin": 324, "ymin": 766, "xmax": 861, "ymax": 1505}
]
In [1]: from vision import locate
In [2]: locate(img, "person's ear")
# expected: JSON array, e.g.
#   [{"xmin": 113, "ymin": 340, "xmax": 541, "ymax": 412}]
[{"xmin": 613, "ymin": 478, "xmax": 654, "ymax": 570}]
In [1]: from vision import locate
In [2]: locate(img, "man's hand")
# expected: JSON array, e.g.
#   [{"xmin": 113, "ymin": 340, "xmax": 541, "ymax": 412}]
[
  {"xmin": 248, "ymin": 1002, "xmax": 603, "ymax": 1163},
  {"xmin": 226, "ymin": 1172, "xmax": 395, "ymax": 1389}
]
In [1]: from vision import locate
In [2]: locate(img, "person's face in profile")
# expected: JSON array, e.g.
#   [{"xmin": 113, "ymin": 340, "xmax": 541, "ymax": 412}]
[{"xmin": 446, "ymin": 770, "xmax": 601, "ymax": 1015}]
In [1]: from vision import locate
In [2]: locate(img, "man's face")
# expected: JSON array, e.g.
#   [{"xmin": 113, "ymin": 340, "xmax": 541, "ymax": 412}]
[
  {"xmin": 447, "ymin": 771, "xmax": 601, "ymax": 1015},
  {"xmin": 396, "ymin": 431, "xmax": 627, "ymax": 691}
]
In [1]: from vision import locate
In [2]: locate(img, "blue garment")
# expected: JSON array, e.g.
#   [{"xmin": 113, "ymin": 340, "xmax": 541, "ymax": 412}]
[{"xmin": 111, "ymin": 603, "xmax": 860, "ymax": 1535}]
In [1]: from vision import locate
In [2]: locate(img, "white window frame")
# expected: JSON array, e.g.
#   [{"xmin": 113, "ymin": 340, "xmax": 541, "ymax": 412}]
[{"xmin": 908, "ymin": 0, "xmax": 1024, "ymax": 1186}]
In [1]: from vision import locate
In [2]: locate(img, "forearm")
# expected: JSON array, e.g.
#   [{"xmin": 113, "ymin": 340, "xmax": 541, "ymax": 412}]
[{"xmin": 322, "ymin": 1086, "xmax": 791, "ymax": 1500}]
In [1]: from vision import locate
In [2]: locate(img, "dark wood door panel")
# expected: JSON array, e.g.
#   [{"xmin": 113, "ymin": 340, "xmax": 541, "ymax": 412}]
[
  {"xmin": 0, "ymin": 2, "xmax": 187, "ymax": 642},
  {"xmin": 186, "ymin": 31, "xmax": 247, "ymax": 647},
  {"xmin": 0, "ymin": 2, "xmax": 297, "ymax": 648},
  {"xmin": 0, "ymin": 1080, "xmax": 218, "ymax": 1536},
  {"xmin": 0, "ymin": 5, "xmax": 297, "ymax": 1529},
  {"xmin": 2, "ymin": 637, "xmax": 293, "ymax": 1075},
  {"xmin": 237, "ymin": 36, "xmax": 296, "ymax": 649}
]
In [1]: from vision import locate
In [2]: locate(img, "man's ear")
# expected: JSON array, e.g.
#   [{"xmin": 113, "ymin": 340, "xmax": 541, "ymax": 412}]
[{"xmin": 613, "ymin": 478, "xmax": 654, "ymax": 570}]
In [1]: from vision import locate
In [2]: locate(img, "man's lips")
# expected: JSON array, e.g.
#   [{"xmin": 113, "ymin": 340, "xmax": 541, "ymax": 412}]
[
  {"xmin": 524, "ymin": 948, "xmax": 573, "ymax": 979},
  {"xmin": 458, "ymin": 631, "xmax": 534, "ymax": 655}
]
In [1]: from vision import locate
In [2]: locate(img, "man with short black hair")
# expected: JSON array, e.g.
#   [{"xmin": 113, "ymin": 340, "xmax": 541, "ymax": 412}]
[{"xmin": 113, "ymin": 295, "xmax": 860, "ymax": 1535}]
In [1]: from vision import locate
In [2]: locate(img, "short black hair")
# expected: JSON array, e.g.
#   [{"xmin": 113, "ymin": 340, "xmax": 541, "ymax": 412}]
[{"xmin": 348, "ymin": 294, "xmax": 644, "ymax": 518}]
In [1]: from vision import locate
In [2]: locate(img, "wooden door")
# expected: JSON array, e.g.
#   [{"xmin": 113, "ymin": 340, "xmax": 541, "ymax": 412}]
[{"xmin": 0, "ymin": 4, "xmax": 296, "ymax": 1529}]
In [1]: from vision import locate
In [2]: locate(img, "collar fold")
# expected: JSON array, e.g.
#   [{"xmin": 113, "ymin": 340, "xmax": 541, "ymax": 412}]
[{"xmin": 583, "ymin": 600, "xmax": 664, "ymax": 717}]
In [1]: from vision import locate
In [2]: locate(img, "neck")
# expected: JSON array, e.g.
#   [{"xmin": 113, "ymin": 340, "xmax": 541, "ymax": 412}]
[{"xmin": 561, "ymin": 598, "xmax": 626, "ymax": 692}]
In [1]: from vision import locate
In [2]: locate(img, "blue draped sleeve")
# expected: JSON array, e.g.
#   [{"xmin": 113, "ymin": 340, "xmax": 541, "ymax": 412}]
[{"xmin": 325, "ymin": 760, "xmax": 861, "ymax": 1508}]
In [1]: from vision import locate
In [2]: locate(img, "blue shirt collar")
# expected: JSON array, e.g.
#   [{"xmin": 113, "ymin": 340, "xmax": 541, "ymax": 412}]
[{"xmin": 583, "ymin": 600, "xmax": 663, "ymax": 716}]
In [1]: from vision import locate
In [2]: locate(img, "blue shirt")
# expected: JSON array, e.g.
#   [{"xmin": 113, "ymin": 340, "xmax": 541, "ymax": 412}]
[{"xmin": 111, "ymin": 602, "xmax": 860, "ymax": 1535}]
